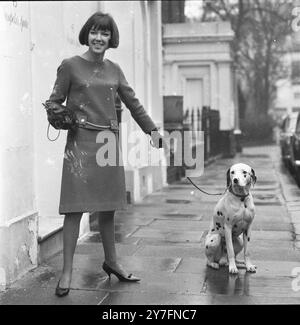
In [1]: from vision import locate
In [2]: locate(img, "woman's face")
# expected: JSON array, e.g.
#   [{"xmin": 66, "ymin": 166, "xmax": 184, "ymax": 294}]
[{"xmin": 88, "ymin": 28, "xmax": 111, "ymax": 55}]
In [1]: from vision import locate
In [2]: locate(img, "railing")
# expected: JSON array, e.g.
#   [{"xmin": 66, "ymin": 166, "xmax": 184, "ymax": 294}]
[
  {"xmin": 164, "ymin": 96, "xmax": 222, "ymax": 183},
  {"xmin": 185, "ymin": 105, "xmax": 222, "ymax": 161}
]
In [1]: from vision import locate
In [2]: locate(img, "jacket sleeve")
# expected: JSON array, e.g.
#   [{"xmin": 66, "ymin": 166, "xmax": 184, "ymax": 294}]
[
  {"xmin": 48, "ymin": 59, "xmax": 71, "ymax": 104},
  {"xmin": 117, "ymin": 64, "xmax": 157, "ymax": 134}
]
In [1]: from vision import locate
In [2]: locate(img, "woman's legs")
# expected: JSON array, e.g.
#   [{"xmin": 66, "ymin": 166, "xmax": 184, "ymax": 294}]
[
  {"xmin": 98, "ymin": 210, "xmax": 117, "ymax": 264},
  {"xmin": 98, "ymin": 210, "xmax": 132, "ymax": 276},
  {"xmin": 59, "ymin": 212, "xmax": 83, "ymax": 288}
]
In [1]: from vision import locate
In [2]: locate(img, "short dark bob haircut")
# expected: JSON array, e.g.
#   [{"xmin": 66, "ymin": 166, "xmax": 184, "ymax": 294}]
[{"xmin": 79, "ymin": 12, "xmax": 119, "ymax": 48}]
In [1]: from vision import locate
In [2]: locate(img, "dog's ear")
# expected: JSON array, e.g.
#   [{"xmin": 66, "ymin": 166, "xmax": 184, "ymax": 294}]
[
  {"xmin": 226, "ymin": 168, "xmax": 231, "ymax": 188},
  {"xmin": 251, "ymin": 168, "xmax": 257, "ymax": 185}
]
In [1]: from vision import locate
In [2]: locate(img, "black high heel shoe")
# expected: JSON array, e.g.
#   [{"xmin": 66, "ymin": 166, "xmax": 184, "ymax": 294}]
[
  {"xmin": 55, "ymin": 280, "xmax": 70, "ymax": 297},
  {"xmin": 102, "ymin": 262, "xmax": 141, "ymax": 282}
]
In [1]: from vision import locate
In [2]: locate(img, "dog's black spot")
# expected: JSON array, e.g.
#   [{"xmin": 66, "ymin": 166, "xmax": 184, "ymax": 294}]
[
  {"xmin": 211, "ymin": 228, "xmax": 215, "ymax": 232},
  {"xmin": 244, "ymin": 175, "xmax": 246, "ymax": 178},
  {"xmin": 210, "ymin": 239, "xmax": 213, "ymax": 242},
  {"xmin": 245, "ymin": 204, "xmax": 247, "ymax": 208},
  {"xmin": 234, "ymin": 224, "xmax": 237, "ymax": 228},
  {"xmin": 217, "ymin": 211, "xmax": 220, "ymax": 216},
  {"xmin": 248, "ymin": 237, "xmax": 250, "ymax": 242},
  {"xmin": 216, "ymin": 222, "xmax": 221, "ymax": 228},
  {"xmin": 227, "ymin": 217, "xmax": 230, "ymax": 221},
  {"xmin": 206, "ymin": 245, "xmax": 208, "ymax": 249}
]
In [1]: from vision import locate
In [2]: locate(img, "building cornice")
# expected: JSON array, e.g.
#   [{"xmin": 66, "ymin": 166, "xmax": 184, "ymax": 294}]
[
  {"xmin": 162, "ymin": 21, "xmax": 235, "ymax": 45},
  {"xmin": 163, "ymin": 35, "xmax": 234, "ymax": 45}
]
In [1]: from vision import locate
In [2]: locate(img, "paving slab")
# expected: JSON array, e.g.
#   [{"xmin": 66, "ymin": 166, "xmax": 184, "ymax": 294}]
[
  {"xmin": 97, "ymin": 271, "xmax": 206, "ymax": 296},
  {"xmin": 0, "ymin": 286, "xmax": 108, "ymax": 305},
  {"xmin": 137, "ymin": 238, "xmax": 205, "ymax": 247},
  {"xmin": 147, "ymin": 219, "xmax": 210, "ymax": 231},
  {"xmin": 250, "ymin": 230, "xmax": 293, "ymax": 241},
  {"xmin": 130, "ymin": 228, "xmax": 204, "ymax": 243},
  {"xmin": 202, "ymin": 268, "xmax": 300, "ymax": 298},
  {"xmin": 74, "ymin": 243, "xmax": 140, "ymax": 256},
  {"xmin": 134, "ymin": 244, "xmax": 205, "ymax": 259},
  {"xmin": 175, "ymin": 258, "xmax": 300, "ymax": 278},
  {"xmin": 211, "ymin": 294, "xmax": 300, "ymax": 305},
  {"xmin": 101, "ymin": 291, "xmax": 212, "ymax": 305},
  {"xmin": 85, "ymin": 232, "xmax": 141, "ymax": 245}
]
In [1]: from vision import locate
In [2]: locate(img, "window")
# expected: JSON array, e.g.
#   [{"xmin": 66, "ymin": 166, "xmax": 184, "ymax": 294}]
[{"xmin": 292, "ymin": 61, "xmax": 300, "ymax": 85}]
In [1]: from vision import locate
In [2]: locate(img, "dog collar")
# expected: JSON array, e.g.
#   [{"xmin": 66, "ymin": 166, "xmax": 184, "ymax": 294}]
[{"xmin": 228, "ymin": 187, "xmax": 249, "ymax": 201}]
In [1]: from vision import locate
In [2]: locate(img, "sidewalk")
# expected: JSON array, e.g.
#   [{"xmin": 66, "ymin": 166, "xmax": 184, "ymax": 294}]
[{"xmin": 1, "ymin": 145, "xmax": 300, "ymax": 305}]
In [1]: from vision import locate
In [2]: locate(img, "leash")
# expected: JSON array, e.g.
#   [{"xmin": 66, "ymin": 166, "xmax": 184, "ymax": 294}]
[{"xmin": 187, "ymin": 177, "xmax": 227, "ymax": 196}]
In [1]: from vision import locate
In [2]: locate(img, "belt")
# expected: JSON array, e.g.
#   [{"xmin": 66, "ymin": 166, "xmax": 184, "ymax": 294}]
[{"xmin": 77, "ymin": 115, "xmax": 119, "ymax": 132}]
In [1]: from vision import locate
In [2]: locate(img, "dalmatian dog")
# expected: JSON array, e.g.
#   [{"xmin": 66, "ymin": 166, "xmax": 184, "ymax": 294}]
[{"xmin": 205, "ymin": 163, "xmax": 257, "ymax": 274}]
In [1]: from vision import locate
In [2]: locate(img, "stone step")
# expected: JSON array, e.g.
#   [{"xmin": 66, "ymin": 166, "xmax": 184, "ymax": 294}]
[
  {"xmin": 38, "ymin": 216, "xmax": 64, "ymax": 264},
  {"xmin": 37, "ymin": 214, "xmax": 90, "ymax": 264}
]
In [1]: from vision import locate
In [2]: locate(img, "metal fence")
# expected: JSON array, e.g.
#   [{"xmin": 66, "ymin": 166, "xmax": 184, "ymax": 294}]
[
  {"xmin": 185, "ymin": 105, "xmax": 222, "ymax": 161},
  {"xmin": 164, "ymin": 96, "xmax": 222, "ymax": 183}
]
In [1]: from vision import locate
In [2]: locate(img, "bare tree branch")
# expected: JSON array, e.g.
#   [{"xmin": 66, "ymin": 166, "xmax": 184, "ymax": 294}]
[{"xmin": 202, "ymin": 0, "xmax": 293, "ymax": 118}]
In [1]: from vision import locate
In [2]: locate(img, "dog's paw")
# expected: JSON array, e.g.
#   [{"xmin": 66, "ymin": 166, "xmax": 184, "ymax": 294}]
[
  {"xmin": 235, "ymin": 260, "xmax": 246, "ymax": 269},
  {"xmin": 229, "ymin": 264, "xmax": 239, "ymax": 274},
  {"xmin": 219, "ymin": 257, "xmax": 228, "ymax": 266},
  {"xmin": 207, "ymin": 261, "xmax": 219, "ymax": 269},
  {"xmin": 246, "ymin": 264, "xmax": 257, "ymax": 273}
]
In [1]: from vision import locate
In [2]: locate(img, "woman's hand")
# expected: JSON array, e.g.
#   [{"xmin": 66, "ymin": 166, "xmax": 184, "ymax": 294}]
[
  {"xmin": 150, "ymin": 130, "xmax": 169, "ymax": 152},
  {"xmin": 44, "ymin": 101, "xmax": 65, "ymax": 114}
]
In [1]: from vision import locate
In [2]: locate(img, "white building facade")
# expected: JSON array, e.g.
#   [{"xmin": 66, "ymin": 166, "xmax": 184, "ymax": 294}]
[{"xmin": 162, "ymin": 21, "xmax": 238, "ymax": 151}]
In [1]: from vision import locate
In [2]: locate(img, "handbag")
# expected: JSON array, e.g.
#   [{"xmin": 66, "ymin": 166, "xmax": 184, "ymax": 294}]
[
  {"xmin": 43, "ymin": 100, "xmax": 78, "ymax": 130},
  {"xmin": 42, "ymin": 101, "xmax": 78, "ymax": 141}
]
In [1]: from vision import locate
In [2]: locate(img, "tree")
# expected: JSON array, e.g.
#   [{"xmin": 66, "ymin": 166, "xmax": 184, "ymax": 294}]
[{"xmin": 202, "ymin": 0, "xmax": 293, "ymax": 132}]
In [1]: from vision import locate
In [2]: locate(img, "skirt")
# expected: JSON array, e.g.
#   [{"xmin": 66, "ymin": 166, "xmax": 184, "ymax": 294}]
[{"xmin": 59, "ymin": 127, "xmax": 127, "ymax": 214}]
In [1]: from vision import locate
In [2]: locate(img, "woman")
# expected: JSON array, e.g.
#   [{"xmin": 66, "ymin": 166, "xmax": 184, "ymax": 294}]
[{"xmin": 47, "ymin": 11, "xmax": 163, "ymax": 297}]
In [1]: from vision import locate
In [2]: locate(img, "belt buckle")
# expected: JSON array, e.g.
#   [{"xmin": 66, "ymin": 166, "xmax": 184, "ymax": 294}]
[{"xmin": 77, "ymin": 114, "xmax": 87, "ymax": 126}]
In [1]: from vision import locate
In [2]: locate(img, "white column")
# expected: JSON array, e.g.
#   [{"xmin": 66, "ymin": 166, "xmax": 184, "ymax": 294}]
[{"xmin": 218, "ymin": 62, "xmax": 234, "ymax": 130}]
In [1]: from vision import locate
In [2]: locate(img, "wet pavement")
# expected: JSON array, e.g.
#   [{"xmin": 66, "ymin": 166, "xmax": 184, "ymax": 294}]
[{"xmin": 1, "ymin": 145, "xmax": 300, "ymax": 305}]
